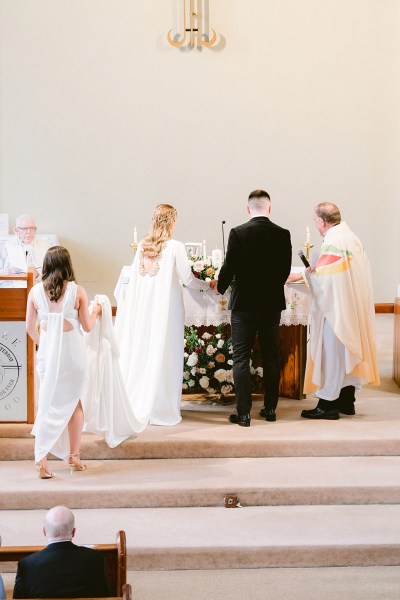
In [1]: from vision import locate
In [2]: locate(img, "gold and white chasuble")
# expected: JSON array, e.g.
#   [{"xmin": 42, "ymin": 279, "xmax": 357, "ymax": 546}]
[{"xmin": 304, "ymin": 222, "xmax": 380, "ymax": 394}]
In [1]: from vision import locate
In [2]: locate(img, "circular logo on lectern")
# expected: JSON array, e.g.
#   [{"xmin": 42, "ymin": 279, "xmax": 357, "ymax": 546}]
[{"xmin": 0, "ymin": 343, "xmax": 20, "ymax": 400}]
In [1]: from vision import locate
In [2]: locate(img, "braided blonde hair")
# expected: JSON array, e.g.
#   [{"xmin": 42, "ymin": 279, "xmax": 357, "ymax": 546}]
[{"xmin": 142, "ymin": 204, "xmax": 178, "ymax": 258}]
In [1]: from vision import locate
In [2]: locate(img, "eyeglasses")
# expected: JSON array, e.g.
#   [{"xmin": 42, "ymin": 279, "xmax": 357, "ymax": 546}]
[{"xmin": 17, "ymin": 227, "xmax": 37, "ymax": 232}]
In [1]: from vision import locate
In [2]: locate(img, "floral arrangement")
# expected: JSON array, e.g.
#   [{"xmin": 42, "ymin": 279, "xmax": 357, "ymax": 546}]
[
  {"xmin": 182, "ymin": 325, "xmax": 264, "ymax": 395},
  {"xmin": 188, "ymin": 257, "xmax": 220, "ymax": 282}
]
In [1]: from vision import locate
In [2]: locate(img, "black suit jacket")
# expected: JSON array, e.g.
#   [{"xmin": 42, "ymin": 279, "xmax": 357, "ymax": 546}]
[
  {"xmin": 217, "ymin": 216, "xmax": 292, "ymax": 312},
  {"xmin": 13, "ymin": 541, "xmax": 111, "ymax": 599}
]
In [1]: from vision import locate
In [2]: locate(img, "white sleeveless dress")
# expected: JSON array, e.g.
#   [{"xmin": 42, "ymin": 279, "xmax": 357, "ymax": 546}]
[
  {"xmin": 114, "ymin": 240, "xmax": 209, "ymax": 429},
  {"xmin": 32, "ymin": 281, "xmax": 86, "ymax": 462}
]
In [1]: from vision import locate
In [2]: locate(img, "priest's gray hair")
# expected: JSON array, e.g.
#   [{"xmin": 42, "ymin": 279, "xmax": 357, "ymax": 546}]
[
  {"xmin": 15, "ymin": 214, "xmax": 36, "ymax": 227},
  {"xmin": 315, "ymin": 202, "xmax": 341, "ymax": 225},
  {"xmin": 44, "ymin": 506, "xmax": 75, "ymax": 540}
]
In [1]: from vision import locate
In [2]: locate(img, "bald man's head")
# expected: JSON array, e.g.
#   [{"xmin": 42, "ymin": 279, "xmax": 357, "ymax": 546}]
[{"xmin": 43, "ymin": 506, "xmax": 75, "ymax": 541}]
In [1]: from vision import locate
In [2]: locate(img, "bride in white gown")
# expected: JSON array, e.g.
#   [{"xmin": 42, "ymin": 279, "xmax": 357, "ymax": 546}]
[{"xmin": 114, "ymin": 204, "xmax": 210, "ymax": 429}]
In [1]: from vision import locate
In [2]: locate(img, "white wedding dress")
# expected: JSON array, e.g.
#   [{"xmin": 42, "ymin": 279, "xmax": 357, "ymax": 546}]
[
  {"xmin": 82, "ymin": 294, "xmax": 143, "ymax": 446},
  {"xmin": 32, "ymin": 281, "xmax": 86, "ymax": 462},
  {"xmin": 114, "ymin": 239, "xmax": 209, "ymax": 429}
]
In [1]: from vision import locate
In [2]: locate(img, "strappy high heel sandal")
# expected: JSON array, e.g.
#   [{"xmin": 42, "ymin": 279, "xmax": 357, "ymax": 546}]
[
  {"xmin": 35, "ymin": 461, "xmax": 54, "ymax": 479},
  {"xmin": 69, "ymin": 453, "xmax": 87, "ymax": 474}
]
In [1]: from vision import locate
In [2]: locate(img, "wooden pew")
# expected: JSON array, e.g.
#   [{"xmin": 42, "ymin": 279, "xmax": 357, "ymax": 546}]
[{"xmin": 0, "ymin": 531, "xmax": 128, "ymax": 598}]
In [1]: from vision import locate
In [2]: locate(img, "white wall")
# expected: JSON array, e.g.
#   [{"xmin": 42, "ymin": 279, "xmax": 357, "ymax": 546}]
[{"xmin": 0, "ymin": 0, "xmax": 399, "ymax": 301}]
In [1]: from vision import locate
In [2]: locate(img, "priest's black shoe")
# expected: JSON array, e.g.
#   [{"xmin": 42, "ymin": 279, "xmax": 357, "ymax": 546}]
[
  {"xmin": 260, "ymin": 407, "xmax": 276, "ymax": 422},
  {"xmin": 301, "ymin": 406, "xmax": 340, "ymax": 420},
  {"xmin": 229, "ymin": 413, "xmax": 251, "ymax": 427},
  {"xmin": 336, "ymin": 385, "xmax": 356, "ymax": 415}
]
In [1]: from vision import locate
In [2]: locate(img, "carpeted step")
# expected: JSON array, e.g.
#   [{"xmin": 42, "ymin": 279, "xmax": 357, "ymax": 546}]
[
  {"xmin": 1, "ymin": 395, "xmax": 400, "ymax": 460},
  {"xmin": 1, "ymin": 506, "xmax": 400, "ymax": 571},
  {"xmin": 1, "ymin": 456, "xmax": 400, "ymax": 510}
]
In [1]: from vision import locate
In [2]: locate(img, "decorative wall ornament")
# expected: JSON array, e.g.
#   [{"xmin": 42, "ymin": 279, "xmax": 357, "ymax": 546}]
[{"xmin": 167, "ymin": 0, "xmax": 218, "ymax": 48}]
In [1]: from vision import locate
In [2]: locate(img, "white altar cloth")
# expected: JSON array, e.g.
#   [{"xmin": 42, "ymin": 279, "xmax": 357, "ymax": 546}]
[{"xmin": 114, "ymin": 266, "xmax": 311, "ymax": 327}]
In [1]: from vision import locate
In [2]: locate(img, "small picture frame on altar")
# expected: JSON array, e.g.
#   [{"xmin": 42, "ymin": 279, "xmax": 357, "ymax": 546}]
[{"xmin": 185, "ymin": 242, "xmax": 203, "ymax": 259}]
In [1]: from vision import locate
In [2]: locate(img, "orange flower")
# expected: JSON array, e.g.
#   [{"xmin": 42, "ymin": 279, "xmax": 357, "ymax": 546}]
[
  {"xmin": 205, "ymin": 267, "xmax": 215, "ymax": 277},
  {"xmin": 215, "ymin": 353, "xmax": 226, "ymax": 363}
]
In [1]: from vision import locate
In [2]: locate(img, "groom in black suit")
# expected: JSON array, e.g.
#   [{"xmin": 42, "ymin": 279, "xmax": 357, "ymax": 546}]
[
  {"xmin": 215, "ymin": 190, "xmax": 292, "ymax": 426},
  {"xmin": 13, "ymin": 506, "xmax": 110, "ymax": 599}
]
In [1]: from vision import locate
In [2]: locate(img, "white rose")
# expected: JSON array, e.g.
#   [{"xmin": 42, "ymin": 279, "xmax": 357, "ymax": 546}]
[
  {"xmin": 184, "ymin": 352, "xmax": 189, "ymax": 358},
  {"xmin": 192, "ymin": 261, "xmax": 204, "ymax": 273},
  {"xmin": 182, "ymin": 383, "xmax": 188, "ymax": 390},
  {"xmin": 250, "ymin": 366, "xmax": 256, "ymax": 375},
  {"xmin": 207, "ymin": 387, "xmax": 216, "ymax": 394},
  {"xmin": 206, "ymin": 345, "xmax": 216, "ymax": 356},
  {"xmin": 227, "ymin": 359, "xmax": 233, "ymax": 366},
  {"xmin": 187, "ymin": 352, "xmax": 198, "ymax": 367},
  {"xmin": 217, "ymin": 339, "xmax": 224, "ymax": 348},
  {"xmin": 199, "ymin": 339, "xmax": 205, "ymax": 346},
  {"xmin": 221, "ymin": 384, "xmax": 233, "ymax": 395},
  {"xmin": 199, "ymin": 368, "xmax": 206, "ymax": 374},
  {"xmin": 199, "ymin": 376, "xmax": 210, "ymax": 389},
  {"xmin": 225, "ymin": 370, "xmax": 234, "ymax": 383},
  {"xmin": 228, "ymin": 346, "xmax": 233, "ymax": 354},
  {"xmin": 183, "ymin": 371, "xmax": 190, "ymax": 380},
  {"xmin": 257, "ymin": 367, "xmax": 264, "ymax": 377},
  {"xmin": 191, "ymin": 367, "xmax": 197, "ymax": 375},
  {"xmin": 205, "ymin": 277, "xmax": 211, "ymax": 282},
  {"xmin": 188, "ymin": 380, "xmax": 195, "ymax": 387},
  {"xmin": 202, "ymin": 332, "xmax": 212, "ymax": 340},
  {"xmin": 214, "ymin": 368, "xmax": 227, "ymax": 383},
  {"xmin": 215, "ymin": 334, "xmax": 222, "ymax": 339}
]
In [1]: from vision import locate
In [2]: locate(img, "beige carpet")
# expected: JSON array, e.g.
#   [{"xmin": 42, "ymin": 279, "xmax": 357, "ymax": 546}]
[{"xmin": 1, "ymin": 315, "xmax": 399, "ymax": 596}]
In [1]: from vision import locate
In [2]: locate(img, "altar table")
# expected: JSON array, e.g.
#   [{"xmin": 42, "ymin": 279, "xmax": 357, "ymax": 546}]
[{"xmin": 114, "ymin": 267, "xmax": 311, "ymax": 399}]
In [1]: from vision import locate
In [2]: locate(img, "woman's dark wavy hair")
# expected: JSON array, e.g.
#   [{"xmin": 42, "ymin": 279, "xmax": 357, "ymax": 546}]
[{"xmin": 42, "ymin": 246, "xmax": 76, "ymax": 302}]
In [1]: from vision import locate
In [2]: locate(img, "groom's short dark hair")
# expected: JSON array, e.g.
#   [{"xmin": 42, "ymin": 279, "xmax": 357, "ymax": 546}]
[{"xmin": 248, "ymin": 189, "xmax": 270, "ymax": 202}]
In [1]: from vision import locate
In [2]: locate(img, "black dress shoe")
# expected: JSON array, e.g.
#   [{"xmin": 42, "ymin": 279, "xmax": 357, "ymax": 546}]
[
  {"xmin": 336, "ymin": 386, "xmax": 356, "ymax": 415},
  {"xmin": 260, "ymin": 407, "xmax": 276, "ymax": 421},
  {"xmin": 229, "ymin": 413, "xmax": 251, "ymax": 427},
  {"xmin": 301, "ymin": 406, "xmax": 340, "ymax": 420},
  {"xmin": 337, "ymin": 405, "xmax": 356, "ymax": 415}
]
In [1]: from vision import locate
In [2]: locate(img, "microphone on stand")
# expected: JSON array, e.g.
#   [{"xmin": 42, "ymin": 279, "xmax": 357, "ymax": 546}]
[
  {"xmin": 221, "ymin": 220, "xmax": 226, "ymax": 259},
  {"xmin": 297, "ymin": 249, "xmax": 310, "ymax": 268}
]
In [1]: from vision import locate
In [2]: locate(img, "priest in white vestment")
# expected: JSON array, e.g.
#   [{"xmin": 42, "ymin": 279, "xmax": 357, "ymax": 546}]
[
  {"xmin": 0, "ymin": 214, "xmax": 49, "ymax": 287},
  {"xmin": 301, "ymin": 202, "xmax": 380, "ymax": 420}
]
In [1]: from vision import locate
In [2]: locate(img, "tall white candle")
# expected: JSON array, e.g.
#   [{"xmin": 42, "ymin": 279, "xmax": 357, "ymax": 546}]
[
  {"xmin": 133, "ymin": 227, "xmax": 137, "ymax": 244},
  {"xmin": 203, "ymin": 239, "xmax": 207, "ymax": 259},
  {"xmin": 306, "ymin": 226, "xmax": 310, "ymax": 244}
]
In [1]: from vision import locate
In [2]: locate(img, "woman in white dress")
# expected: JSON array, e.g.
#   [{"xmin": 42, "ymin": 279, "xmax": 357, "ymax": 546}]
[
  {"xmin": 26, "ymin": 246, "xmax": 101, "ymax": 479},
  {"xmin": 114, "ymin": 204, "xmax": 210, "ymax": 429}
]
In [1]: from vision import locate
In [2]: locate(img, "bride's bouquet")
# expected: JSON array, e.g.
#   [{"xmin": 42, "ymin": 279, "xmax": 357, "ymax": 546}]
[{"xmin": 189, "ymin": 257, "xmax": 221, "ymax": 282}]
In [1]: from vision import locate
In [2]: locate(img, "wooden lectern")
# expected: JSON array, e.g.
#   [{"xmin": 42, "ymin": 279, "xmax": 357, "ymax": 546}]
[
  {"xmin": 394, "ymin": 297, "xmax": 400, "ymax": 387},
  {"xmin": 0, "ymin": 268, "xmax": 35, "ymax": 423}
]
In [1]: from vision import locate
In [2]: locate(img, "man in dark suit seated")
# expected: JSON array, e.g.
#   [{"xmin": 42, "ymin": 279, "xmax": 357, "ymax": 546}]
[
  {"xmin": 214, "ymin": 189, "xmax": 292, "ymax": 426},
  {"xmin": 13, "ymin": 506, "xmax": 110, "ymax": 599}
]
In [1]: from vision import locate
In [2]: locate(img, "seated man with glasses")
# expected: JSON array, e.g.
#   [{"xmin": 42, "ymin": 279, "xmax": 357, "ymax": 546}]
[{"xmin": 0, "ymin": 214, "xmax": 51, "ymax": 287}]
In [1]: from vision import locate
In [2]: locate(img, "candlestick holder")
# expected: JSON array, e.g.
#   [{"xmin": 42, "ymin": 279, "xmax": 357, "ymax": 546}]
[
  {"xmin": 129, "ymin": 241, "xmax": 138, "ymax": 260},
  {"xmin": 302, "ymin": 242, "xmax": 314, "ymax": 262}
]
